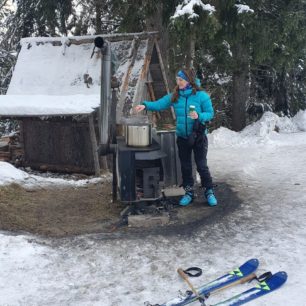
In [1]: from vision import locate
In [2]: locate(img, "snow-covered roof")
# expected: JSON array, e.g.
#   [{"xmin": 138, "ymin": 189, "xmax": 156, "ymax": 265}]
[
  {"xmin": 0, "ymin": 95, "xmax": 100, "ymax": 116},
  {"xmin": 0, "ymin": 32, "xmax": 160, "ymax": 118}
]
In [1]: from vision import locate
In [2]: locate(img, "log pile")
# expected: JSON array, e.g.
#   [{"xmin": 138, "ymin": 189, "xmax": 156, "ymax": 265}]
[
  {"xmin": 0, "ymin": 137, "xmax": 10, "ymax": 162},
  {"xmin": 0, "ymin": 132, "xmax": 24, "ymax": 165}
]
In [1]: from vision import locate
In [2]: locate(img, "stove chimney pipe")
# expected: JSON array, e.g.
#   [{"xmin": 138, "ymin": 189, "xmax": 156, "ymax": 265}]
[{"xmin": 95, "ymin": 36, "xmax": 112, "ymax": 155}]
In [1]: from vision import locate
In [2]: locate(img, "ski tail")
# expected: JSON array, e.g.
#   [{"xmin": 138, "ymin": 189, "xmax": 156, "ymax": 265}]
[{"xmin": 212, "ymin": 271, "xmax": 288, "ymax": 306}]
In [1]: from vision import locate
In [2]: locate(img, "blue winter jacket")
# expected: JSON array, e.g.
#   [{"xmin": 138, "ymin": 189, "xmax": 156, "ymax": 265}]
[{"xmin": 142, "ymin": 88, "xmax": 214, "ymax": 139}]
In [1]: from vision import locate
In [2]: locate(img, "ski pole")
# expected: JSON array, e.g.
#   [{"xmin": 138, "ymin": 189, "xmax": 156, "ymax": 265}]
[
  {"xmin": 177, "ymin": 268, "xmax": 206, "ymax": 305},
  {"xmin": 209, "ymin": 272, "xmax": 257, "ymax": 296}
]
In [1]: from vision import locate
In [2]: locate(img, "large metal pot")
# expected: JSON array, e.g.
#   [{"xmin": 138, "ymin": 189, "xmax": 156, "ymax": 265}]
[
  {"xmin": 122, "ymin": 116, "xmax": 152, "ymax": 147},
  {"xmin": 125, "ymin": 123, "xmax": 152, "ymax": 147}
]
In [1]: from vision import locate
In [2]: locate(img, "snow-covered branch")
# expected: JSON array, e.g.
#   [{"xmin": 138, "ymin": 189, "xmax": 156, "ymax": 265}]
[
  {"xmin": 235, "ymin": 4, "xmax": 254, "ymax": 14},
  {"xmin": 171, "ymin": 0, "xmax": 215, "ymax": 20}
]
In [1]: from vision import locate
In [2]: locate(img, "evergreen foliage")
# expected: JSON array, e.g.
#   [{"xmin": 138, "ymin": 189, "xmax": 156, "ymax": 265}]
[
  {"xmin": 0, "ymin": 0, "xmax": 16, "ymax": 95},
  {"xmin": 0, "ymin": 0, "xmax": 305, "ymax": 131},
  {"xmin": 13, "ymin": 0, "xmax": 74, "ymax": 37}
]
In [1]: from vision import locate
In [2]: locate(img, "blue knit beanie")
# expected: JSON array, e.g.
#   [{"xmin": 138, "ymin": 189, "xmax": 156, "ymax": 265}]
[{"xmin": 177, "ymin": 70, "xmax": 189, "ymax": 82}]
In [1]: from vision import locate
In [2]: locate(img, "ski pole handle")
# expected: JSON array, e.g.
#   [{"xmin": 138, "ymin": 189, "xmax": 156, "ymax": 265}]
[{"xmin": 177, "ymin": 268, "xmax": 202, "ymax": 300}]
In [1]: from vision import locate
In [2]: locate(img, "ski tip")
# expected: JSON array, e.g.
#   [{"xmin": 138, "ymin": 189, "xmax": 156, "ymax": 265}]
[
  {"xmin": 265, "ymin": 271, "xmax": 288, "ymax": 290},
  {"xmin": 275, "ymin": 271, "xmax": 288, "ymax": 282},
  {"xmin": 247, "ymin": 258, "xmax": 259, "ymax": 267}
]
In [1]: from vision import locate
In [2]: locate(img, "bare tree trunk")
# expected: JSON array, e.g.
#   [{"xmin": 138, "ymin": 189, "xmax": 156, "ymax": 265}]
[
  {"xmin": 274, "ymin": 67, "xmax": 289, "ymax": 116},
  {"xmin": 95, "ymin": 0, "xmax": 102, "ymax": 34},
  {"xmin": 232, "ymin": 42, "xmax": 250, "ymax": 131},
  {"xmin": 186, "ymin": 32, "xmax": 196, "ymax": 69},
  {"xmin": 59, "ymin": 13, "xmax": 67, "ymax": 36}
]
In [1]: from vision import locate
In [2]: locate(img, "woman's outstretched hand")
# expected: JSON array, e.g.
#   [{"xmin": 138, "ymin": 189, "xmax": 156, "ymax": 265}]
[{"xmin": 135, "ymin": 105, "xmax": 146, "ymax": 112}]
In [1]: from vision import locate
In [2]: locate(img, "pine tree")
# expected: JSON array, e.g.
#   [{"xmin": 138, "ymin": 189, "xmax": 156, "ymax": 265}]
[
  {"xmin": 0, "ymin": 0, "xmax": 16, "ymax": 94},
  {"xmin": 73, "ymin": 0, "xmax": 119, "ymax": 35},
  {"xmin": 169, "ymin": 0, "xmax": 218, "ymax": 69},
  {"xmin": 248, "ymin": 0, "xmax": 306, "ymax": 117},
  {"xmin": 1, "ymin": 0, "xmax": 305, "ymax": 129},
  {"xmin": 212, "ymin": 1, "xmax": 255, "ymax": 130},
  {"xmin": 12, "ymin": 0, "xmax": 74, "ymax": 37}
]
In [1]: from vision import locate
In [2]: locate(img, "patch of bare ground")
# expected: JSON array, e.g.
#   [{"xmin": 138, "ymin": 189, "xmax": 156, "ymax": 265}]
[
  {"xmin": 0, "ymin": 181, "xmax": 124, "ymax": 237},
  {"xmin": 0, "ymin": 181, "xmax": 240, "ymax": 238}
]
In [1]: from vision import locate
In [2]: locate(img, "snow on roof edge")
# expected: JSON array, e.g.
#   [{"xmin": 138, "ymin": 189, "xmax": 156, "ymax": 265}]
[
  {"xmin": 0, "ymin": 94, "xmax": 100, "ymax": 117},
  {"xmin": 20, "ymin": 32, "xmax": 159, "ymax": 45}
]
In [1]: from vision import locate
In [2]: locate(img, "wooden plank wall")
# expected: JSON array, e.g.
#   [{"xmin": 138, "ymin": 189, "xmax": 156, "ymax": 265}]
[{"xmin": 22, "ymin": 117, "xmax": 96, "ymax": 174}]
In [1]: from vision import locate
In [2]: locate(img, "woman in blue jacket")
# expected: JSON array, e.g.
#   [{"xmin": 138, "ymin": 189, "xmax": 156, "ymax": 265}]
[{"xmin": 135, "ymin": 69, "xmax": 217, "ymax": 206}]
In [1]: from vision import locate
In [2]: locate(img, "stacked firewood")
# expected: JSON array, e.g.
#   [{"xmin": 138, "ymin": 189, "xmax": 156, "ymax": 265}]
[
  {"xmin": 0, "ymin": 135, "xmax": 10, "ymax": 161},
  {"xmin": 0, "ymin": 133, "xmax": 24, "ymax": 165}
]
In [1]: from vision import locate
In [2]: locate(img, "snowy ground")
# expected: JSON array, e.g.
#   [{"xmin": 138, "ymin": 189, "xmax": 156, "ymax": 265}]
[
  {"xmin": 0, "ymin": 111, "xmax": 306, "ymax": 306},
  {"xmin": 0, "ymin": 161, "xmax": 107, "ymax": 189}
]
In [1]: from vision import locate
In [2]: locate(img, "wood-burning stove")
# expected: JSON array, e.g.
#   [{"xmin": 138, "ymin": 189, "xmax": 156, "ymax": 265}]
[
  {"xmin": 94, "ymin": 36, "xmax": 172, "ymax": 209},
  {"xmin": 116, "ymin": 137, "xmax": 166, "ymax": 203}
]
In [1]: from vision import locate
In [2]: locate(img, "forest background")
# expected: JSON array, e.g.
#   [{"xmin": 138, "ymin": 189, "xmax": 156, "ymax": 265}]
[{"xmin": 1, "ymin": 0, "xmax": 306, "ymax": 133}]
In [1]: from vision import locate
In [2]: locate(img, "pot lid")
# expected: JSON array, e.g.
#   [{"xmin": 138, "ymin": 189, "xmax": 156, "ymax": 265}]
[{"xmin": 121, "ymin": 115, "xmax": 150, "ymax": 125}]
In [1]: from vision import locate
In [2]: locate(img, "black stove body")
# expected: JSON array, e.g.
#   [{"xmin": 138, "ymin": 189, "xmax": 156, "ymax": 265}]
[{"xmin": 116, "ymin": 137, "xmax": 166, "ymax": 203}]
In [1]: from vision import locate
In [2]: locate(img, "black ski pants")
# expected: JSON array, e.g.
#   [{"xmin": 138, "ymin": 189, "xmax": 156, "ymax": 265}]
[{"xmin": 176, "ymin": 134, "xmax": 213, "ymax": 190}]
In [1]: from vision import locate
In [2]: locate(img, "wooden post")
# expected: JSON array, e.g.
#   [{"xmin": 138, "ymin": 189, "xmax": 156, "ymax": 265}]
[
  {"xmin": 177, "ymin": 268, "xmax": 205, "ymax": 304},
  {"xmin": 132, "ymin": 36, "xmax": 155, "ymax": 106},
  {"xmin": 146, "ymin": 82, "xmax": 161, "ymax": 127},
  {"xmin": 88, "ymin": 113, "xmax": 101, "ymax": 176},
  {"xmin": 154, "ymin": 37, "xmax": 170, "ymax": 93},
  {"xmin": 153, "ymin": 38, "xmax": 176, "ymax": 121},
  {"xmin": 210, "ymin": 273, "xmax": 257, "ymax": 295}
]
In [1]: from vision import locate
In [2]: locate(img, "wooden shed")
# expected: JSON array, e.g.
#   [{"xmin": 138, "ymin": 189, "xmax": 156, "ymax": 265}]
[{"xmin": 0, "ymin": 32, "xmax": 172, "ymax": 174}]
